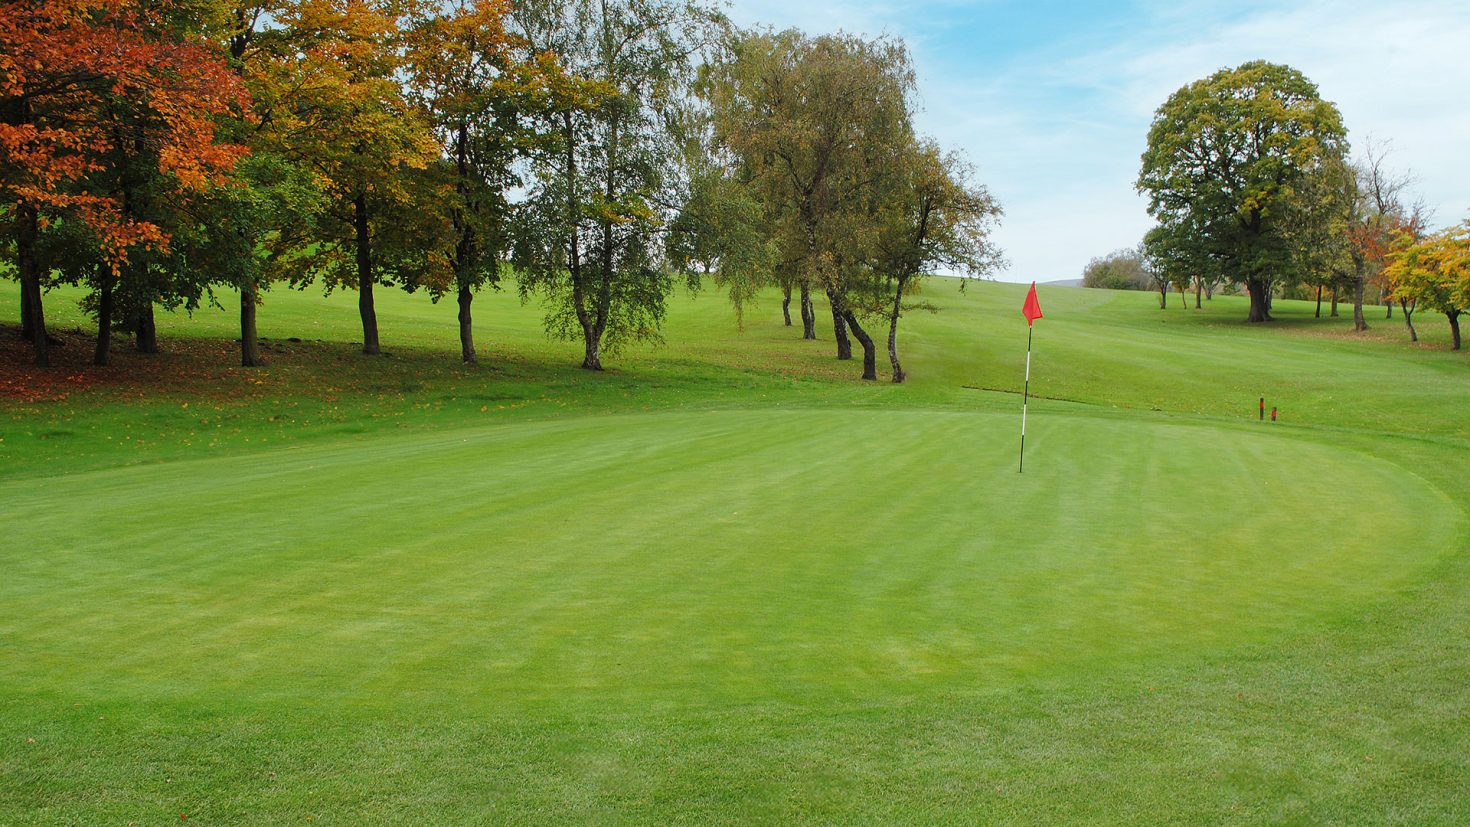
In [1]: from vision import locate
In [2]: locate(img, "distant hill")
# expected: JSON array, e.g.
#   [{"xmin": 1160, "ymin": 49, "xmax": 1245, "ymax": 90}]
[{"xmin": 1042, "ymin": 278, "xmax": 1084, "ymax": 288}]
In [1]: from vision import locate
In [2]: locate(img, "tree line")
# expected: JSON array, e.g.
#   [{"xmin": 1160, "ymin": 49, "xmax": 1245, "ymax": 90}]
[
  {"xmin": 1115, "ymin": 59, "xmax": 1468, "ymax": 348},
  {"xmin": 1, "ymin": 0, "xmax": 1003, "ymax": 381}
]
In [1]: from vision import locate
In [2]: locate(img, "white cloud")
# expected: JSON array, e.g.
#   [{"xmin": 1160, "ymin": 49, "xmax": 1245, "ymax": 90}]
[{"xmin": 723, "ymin": 0, "xmax": 1470, "ymax": 282}]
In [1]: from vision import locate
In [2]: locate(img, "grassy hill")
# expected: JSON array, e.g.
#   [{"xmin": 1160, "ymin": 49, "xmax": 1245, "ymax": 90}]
[{"xmin": 2, "ymin": 280, "xmax": 1468, "ymax": 823}]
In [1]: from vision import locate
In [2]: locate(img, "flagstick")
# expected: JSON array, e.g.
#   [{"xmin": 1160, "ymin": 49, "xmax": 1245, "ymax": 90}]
[{"xmin": 1019, "ymin": 324, "xmax": 1032, "ymax": 474}]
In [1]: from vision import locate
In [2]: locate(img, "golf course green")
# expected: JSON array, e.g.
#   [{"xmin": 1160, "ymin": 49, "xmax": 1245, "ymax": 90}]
[{"xmin": 3, "ymin": 281, "xmax": 1469, "ymax": 823}]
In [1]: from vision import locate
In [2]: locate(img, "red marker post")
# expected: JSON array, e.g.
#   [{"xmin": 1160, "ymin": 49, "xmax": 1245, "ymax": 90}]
[{"xmin": 1019, "ymin": 282, "xmax": 1044, "ymax": 473}]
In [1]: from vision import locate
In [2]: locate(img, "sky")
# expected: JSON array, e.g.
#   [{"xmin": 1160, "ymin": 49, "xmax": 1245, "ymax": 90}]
[{"xmin": 722, "ymin": 0, "xmax": 1470, "ymax": 283}]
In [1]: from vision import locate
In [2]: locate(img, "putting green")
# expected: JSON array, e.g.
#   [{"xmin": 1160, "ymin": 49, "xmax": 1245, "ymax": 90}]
[{"xmin": 1, "ymin": 408, "xmax": 1459, "ymax": 715}]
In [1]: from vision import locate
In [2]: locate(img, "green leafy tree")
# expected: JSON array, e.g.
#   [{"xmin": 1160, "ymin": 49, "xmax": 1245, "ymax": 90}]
[
  {"xmin": 1137, "ymin": 60, "xmax": 1348, "ymax": 322},
  {"xmin": 1081, "ymin": 247, "xmax": 1150, "ymax": 291},
  {"xmin": 870, "ymin": 139, "xmax": 1001, "ymax": 382},
  {"xmin": 510, "ymin": 0, "xmax": 716, "ymax": 371},
  {"xmin": 255, "ymin": 0, "xmax": 443, "ymax": 356},
  {"xmin": 663, "ymin": 97, "xmax": 774, "ymax": 327},
  {"xmin": 1284, "ymin": 154, "xmax": 1355, "ymax": 318},
  {"xmin": 405, "ymin": 0, "xmax": 561, "ymax": 363},
  {"xmin": 701, "ymin": 28, "xmax": 915, "ymax": 375}
]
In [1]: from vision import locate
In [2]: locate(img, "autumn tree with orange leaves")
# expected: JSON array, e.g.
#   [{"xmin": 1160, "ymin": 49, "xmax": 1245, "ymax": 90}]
[{"xmin": 1, "ymin": 0, "xmax": 248, "ymax": 366}]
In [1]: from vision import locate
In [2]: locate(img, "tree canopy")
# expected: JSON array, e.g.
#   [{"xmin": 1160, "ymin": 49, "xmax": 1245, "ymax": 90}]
[{"xmin": 1137, "ymin": 60, "xmax": 1348, "ymax": 322}]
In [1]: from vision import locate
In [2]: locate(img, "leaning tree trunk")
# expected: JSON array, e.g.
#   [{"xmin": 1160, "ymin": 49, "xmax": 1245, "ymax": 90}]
[
  {"xmin": 781, "ymin": 285, "xmax": 793, "ymax": 326},
  {"xmin": 1449, "ymin": 310, "xmax": 1461, "ymax": 351},
  {"xmin": 799, "ymin": 284, "xmax": 816, "ymax": 339},
  {"xmin": 1245, "ymin": 278, "xmax": 1273, "ymax": 322},
  {"xmin": 457, "ymin": 285, "xmax": 476, "ymax": 364},
  {"xmin": 887, "ymin": 278, "xmax": 907, "ymax": 383},
  {"xmin": 17, "ymin": 203, "xmax": 49, "ymax": 366},
  {"xmin": 94, "ymin": 268, "xmax": 113, "ymax": 366},
  {"xmin": 842, "ymin": 310, "xmax": 877, "ymax": 380},
  {"xmin": 240, "ymin": 282, "xmax": 262, "ymax": 367},
  {"xmin": 1401, "ymin": 299, "xmax": 1416, "ymax": 342},
  {"xmin": 1315, "ymin": 285, "xmax": 1323, "ymax": 318},
  {"xmin": 828, "ymin": 290, "xmax": 851, "ymax": 360},
  {"xmin": 134, "ymin": 303, "xmax": 158, "ymax": 353},
  {"xmin": 1330, "ymin": 285, "xmax": 1339, "ymax": 317},
  {"xmin": 354, "ymin": 193, "xmax": 380, "ymax": 355}
]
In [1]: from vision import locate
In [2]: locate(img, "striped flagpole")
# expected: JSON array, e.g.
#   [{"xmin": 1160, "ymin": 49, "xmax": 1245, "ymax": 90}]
[{"xmin": 1019, "ymin": 325, "xmax": 1032, "ymax": 473}]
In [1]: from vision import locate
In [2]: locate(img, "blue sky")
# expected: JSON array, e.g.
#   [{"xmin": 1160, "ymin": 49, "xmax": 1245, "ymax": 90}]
[{"xmin": 724, "ymin": 0, "xmax": 1470, "ymax": 282}]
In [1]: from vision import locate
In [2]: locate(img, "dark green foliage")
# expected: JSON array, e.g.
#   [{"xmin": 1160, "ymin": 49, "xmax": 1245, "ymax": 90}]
[{"xmin": 1137, "ymin": 60, "xmax": 1349, "ymax": 321}]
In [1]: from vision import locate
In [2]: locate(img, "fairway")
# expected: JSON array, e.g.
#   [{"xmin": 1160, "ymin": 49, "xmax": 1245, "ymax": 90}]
[{"xmin": 5, "ymin": 282, "xmax": 1470, "ymax": 823}]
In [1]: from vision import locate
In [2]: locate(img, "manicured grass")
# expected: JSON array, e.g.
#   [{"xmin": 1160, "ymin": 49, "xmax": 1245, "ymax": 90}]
[{"xmin": 2, "ymin": 280, "xmax": 1469, "ymax": 823}]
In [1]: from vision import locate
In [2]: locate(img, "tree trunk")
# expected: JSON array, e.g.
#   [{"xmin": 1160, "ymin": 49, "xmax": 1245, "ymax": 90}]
[
  {"xmin": 1353, "ymin": 269, "xmax": 1368, "ymax": 331},
  {"xmin": 887, "ymin": 278, "xmax": 906, "ymax": 383},
  {"xmin": 240, "ymin": 283, "xmax": 262, "ymax": 367},
  {"xmin": 828, "ymin": 290, "xmax": 851, "ymax": 360},
  {"xmin": 20, "ymin": 279, "xmax": 34, "ymax": 339},
  {"xmin": 1315, "ymin": 285, "xmax": 1323, "ymax": 318},
  {"xmin": 451, "ymin": 122, "xmax": 479, "ymax": 366},
  {"xmin": 799, "ymin": 284, "xmax": 816, "ymax": 339},
  {"xmin": 1401, "ymin": 299, "xmax": 1416, "ymax": 342},
  {"xmin": 1330, "ymin": 285, "xmax": 1339, "ymax": 317},
  {"xmin": 1178, "ymin": 285, "xmax": 1187, "ymax": 308},
  {"xmin": 1194, "ymin": 279, "xmax": 1201, "ymax": 309},
  {"xmin": 94, "ymin": 269, "xmax": 113, "ymax": 366},
  {"xmin": 581, "ymin": 322, "xmax": 603, "ymax": 371},
  {"xmin": 1385, "ymin": 289, "xmax": 1393, "ymax": 318},
  {"xmin": 1246, "ymin": 278, "xmax": 1273, "ymax": 322},
  {"xmin": 354, "ymin": 192, "xmax": 380, "ymax": 355},
  {"xmin": 843, "ymin": 310, "xmax": 877, "ymax": 380},
  {"xmin": 1205, "ymin": 280, "xmax": 1214, "ymax": 300},
  {"xmin": 17, "ymin": 203, "xmax": 49, "ymax": 366},
  {"xmin": 1449, "ymin": 310, "xmax": 1461, "ymax": 351},
  {"xmin": 1158, "ymin": 282, "xmax": 1167, "ymax": 309},
  {"xmin": 457, "ymin": 285, "xmax": 476, "ymax": 364},
  {"xmin": 781, "ymin": 285, "xmax": 792, "ymax": 326},
  {"xmin": 134, "ymin": 304, "xmax": 158, "ymax": 353}
]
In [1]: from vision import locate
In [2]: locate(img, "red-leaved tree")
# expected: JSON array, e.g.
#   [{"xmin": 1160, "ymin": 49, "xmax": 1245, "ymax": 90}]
[{"xmin": 1, "ymin": 0, "xmax": 248, "ymax": 366}]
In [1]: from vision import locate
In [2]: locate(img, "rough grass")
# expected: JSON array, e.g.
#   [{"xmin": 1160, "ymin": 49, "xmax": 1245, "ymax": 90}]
[{"xmin": 1, "ymin": 280, "xmax": 1468, "ymax": 824}]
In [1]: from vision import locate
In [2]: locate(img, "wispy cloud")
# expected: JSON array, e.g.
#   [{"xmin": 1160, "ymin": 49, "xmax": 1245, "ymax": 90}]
[{"xmin": 724, "ymin": 0, "xmax": 1470, "ymax": 281}]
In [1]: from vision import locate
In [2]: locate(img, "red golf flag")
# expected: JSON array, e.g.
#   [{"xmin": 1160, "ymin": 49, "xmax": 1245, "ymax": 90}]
[{"xmin": 1022, "ymin": 281, "xmax": 1043, "ymax": 326}]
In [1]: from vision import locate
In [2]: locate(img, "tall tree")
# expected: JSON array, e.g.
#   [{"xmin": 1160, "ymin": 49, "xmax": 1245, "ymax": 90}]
[
  {"xmin": 1285, "ymin": 154, "xmax": 1355, "ymax": 321},
  {"xmin": 511, "ymin": 0, "xmax": 714, "ymax": 371},
  {"xmin": 1346, "ymin": 140, "xmax": 1417, "ymax": 332},
  {"xmin": 871, "ymin": 139, "xmax": 1001, "ymax": 382},
  {"xmin": 1137, "ymin": 60, "xmax": 1348, "ymax": 323},
  {"xmin": 1, "ymin": 0, "xmax": 247, "ymax": 366},
  {"xmin": 664, "ymin": 95, "xmax": 773, "ymax": 327},
  {"xmin": 405, "ymin": 0, "xmax": 554, "ymax": 363},
  {"xmin": 701, "ymin": 29, "xmax": 915, "ymax": 372},
  {"xmin": 257, "ymin": 0, "xmax": 441, "ymax": 356}
]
